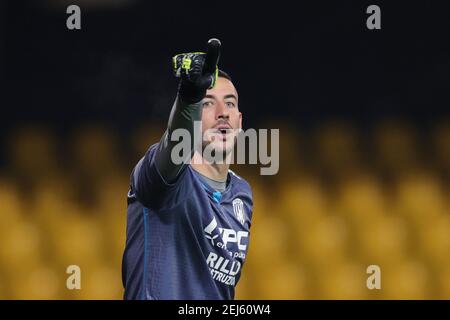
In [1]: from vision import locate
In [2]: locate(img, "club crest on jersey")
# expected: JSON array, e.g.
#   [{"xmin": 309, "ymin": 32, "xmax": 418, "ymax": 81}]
[{"xmin": 232, "ymin": 198, "xmax": 245, "ymax": 225}]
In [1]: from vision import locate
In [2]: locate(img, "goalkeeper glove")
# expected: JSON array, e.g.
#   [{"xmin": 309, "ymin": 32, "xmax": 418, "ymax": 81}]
[{"xmin": 172, "ymin": 38, "xmax": 221, "ymax": 104}]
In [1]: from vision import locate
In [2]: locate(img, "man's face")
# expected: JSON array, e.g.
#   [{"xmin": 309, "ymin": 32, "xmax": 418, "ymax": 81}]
[{"xmin": 201, "ymin": 77, "xmax": 242, "ymax": 158}]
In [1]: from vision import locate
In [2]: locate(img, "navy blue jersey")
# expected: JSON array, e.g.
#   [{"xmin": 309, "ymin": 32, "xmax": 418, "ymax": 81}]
[{"xmin": 122, "ymin": 144, "xmax": 253, "ymax": 300}]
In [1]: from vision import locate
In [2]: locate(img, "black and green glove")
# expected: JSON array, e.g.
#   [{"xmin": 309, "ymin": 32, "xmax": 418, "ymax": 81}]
[{"xmin": 172, "ymin": 38, "xmax": 221, "ymax": 104}]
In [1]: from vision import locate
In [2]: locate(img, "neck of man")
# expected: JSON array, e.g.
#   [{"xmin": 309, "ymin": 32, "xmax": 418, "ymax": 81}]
[{"xmin": 191, "ymin": 151, "xmax": 229, "ymax": 182}]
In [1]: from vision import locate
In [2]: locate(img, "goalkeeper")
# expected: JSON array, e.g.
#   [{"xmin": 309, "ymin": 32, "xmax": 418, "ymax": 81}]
[{"xmin": 122, "ymin": 39, "xmax": 254, "ymax": 300}]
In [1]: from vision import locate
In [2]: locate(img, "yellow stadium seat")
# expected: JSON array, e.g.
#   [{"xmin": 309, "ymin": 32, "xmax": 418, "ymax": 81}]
[
  {"xmin": 416, "ymin": 215, "xmax": 450, "ymax": 268},
  {"xmin": 314, "ymin": 121, "xmax": 360, "ymax": 174},
  {"xmin": 314, "ymin": 261, "xmax": 368, "ymax": 299},
  {"xmin": 373, "ymin": 120, "xmax": 418, "ymax": 173},
  {"xmin": 395, "ymin": 172, "xmax": 445, "ymax": 227},
  {"xmin": 32, "ymin": 179, "xmax": 77, "ymax": 228},
  {"xmin": 295, "ymin": 215, "xmax": 349, "ymax": 268},
  {"xmin": 335, "ymin": 174, "xmax": 388, "ymax": 227},
  {"xmin": 0, "ymin": 275, "xmax": 8, "ymax": 299},
  {"xmin": 278, "ymin": 176, "xmax": 328, "ymax": 228},
  {"xmin": 433, "ymin": 121, "xmax": 450, "ymax": 171},
  {"xmin": 132, "ymin": 123, "xmax": 166, "ymax": 159},
  {"xmin": 240, "ymin": 176, "xmax": 273, "ymax": 220},
  {"xmin": 96, "ymin": 206, "xmax": 127, "ymax": 264},
  {"xmin": 252, "ymin": 262, "xmax": 309, "ymax": 299},
  {"xmin": 73, "ymin": 264, "xmax": 123, "ymax": 300},
  {"xmin": 245, "ymin": 216, "xmax": 291, "ymax": 271},
  {"xmin": 0, "ymin": 219, "xmax": 43, "ymax": 274},
  {"xmin": 49, "ymin": 213, "xmax": 106, "ymax": 269},
  {"xmin": 233, "ymin": 268, "xmax": 256, "ymax": 300},
  {"xmin": 380, "ymin": 259, "xmax": 432, "ymax": 299},
  {"xmin": 436, "ymin": 266, "xmax": 450, "ymax": 299},
  {"xmin": 0, "ymin": 180, "xmax": 23, "ymax": 232},
  {"xmin": 96, "ymin": 174, "xmax": 133, "ymax": 214},
  {"xmin": 71, "ymin": 125, "xmax": 119, "ymax": 179},
  {"xmin": 355, "ymin": 215, "xmax": 409, "ymax": 265},
  {"xmin": 10, "ymin": 265, "xmax": 61, "ymax": 300},
  {"xmin": 7, "ymin": 126, "xmax": 59, "ymax": 181},
  {"xmin": 272, "ymin": 123, "xmax": 304, "ymax": 176},
  {"xmin": 91, "ymin": 175, "xmax": 129, "ymax": 262},
  {"xmin": 3, "ymin": 119, "xmax": 447, "ymax": 300}
]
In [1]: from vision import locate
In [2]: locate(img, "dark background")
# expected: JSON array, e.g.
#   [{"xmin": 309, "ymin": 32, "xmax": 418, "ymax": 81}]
[{"xmin": 2, "ymin": 1, "xmax": 449, "ymax": 132}]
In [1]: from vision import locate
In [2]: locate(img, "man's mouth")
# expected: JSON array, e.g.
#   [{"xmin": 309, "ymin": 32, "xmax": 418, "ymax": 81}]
[
  {"xmin": 215, "ymin": 124, "xmax": 231, "ymax": 133},
  {"xmin": 217, "ymin": 128, "xmax": 230, "ymax": 134},
  {"xmin": 213, "ymin": 125, "xmax": 232, "ymax": 140}
]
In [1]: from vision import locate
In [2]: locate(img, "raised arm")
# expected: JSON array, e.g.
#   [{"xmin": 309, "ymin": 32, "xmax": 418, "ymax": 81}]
[{"xmin": 132, "ymin": 39, "xmax": 221, "ymax": 207}]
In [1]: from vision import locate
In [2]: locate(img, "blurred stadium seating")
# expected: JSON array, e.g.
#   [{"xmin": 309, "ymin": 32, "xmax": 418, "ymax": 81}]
[{"xmin": 0, "ymin": 119, "xmax": 449, "ymax": 299}]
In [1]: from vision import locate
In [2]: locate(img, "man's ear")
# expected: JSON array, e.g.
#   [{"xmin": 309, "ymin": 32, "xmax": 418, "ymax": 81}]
[{"xmin": 239, "ymin": 112, "xmax": 243, "ymax": 129}]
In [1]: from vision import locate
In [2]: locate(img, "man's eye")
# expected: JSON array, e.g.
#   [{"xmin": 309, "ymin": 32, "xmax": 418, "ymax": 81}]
[
  {"xmin": 226, "ymin": 101, "xmax": 236, "ymax": 108},
  {"xmin": 203, "ymin": 101, "xmax": 213, "ymax": 107}
]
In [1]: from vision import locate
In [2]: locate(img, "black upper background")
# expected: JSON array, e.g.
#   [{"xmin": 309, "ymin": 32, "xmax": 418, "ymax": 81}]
[{"xmin": 1, "ymin": 0, "xmax": 450, "ymax": 135}]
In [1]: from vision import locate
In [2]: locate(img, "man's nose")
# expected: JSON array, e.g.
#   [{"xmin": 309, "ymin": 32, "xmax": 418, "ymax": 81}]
[{"xmin": 215, "ymin": 101, "xmax": 229, "ymax": 120}]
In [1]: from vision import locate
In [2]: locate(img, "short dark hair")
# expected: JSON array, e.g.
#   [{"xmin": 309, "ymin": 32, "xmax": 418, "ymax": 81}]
[{"xmin": 218, "ymin": 69, "xmax": 232, "ymax": 82}]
